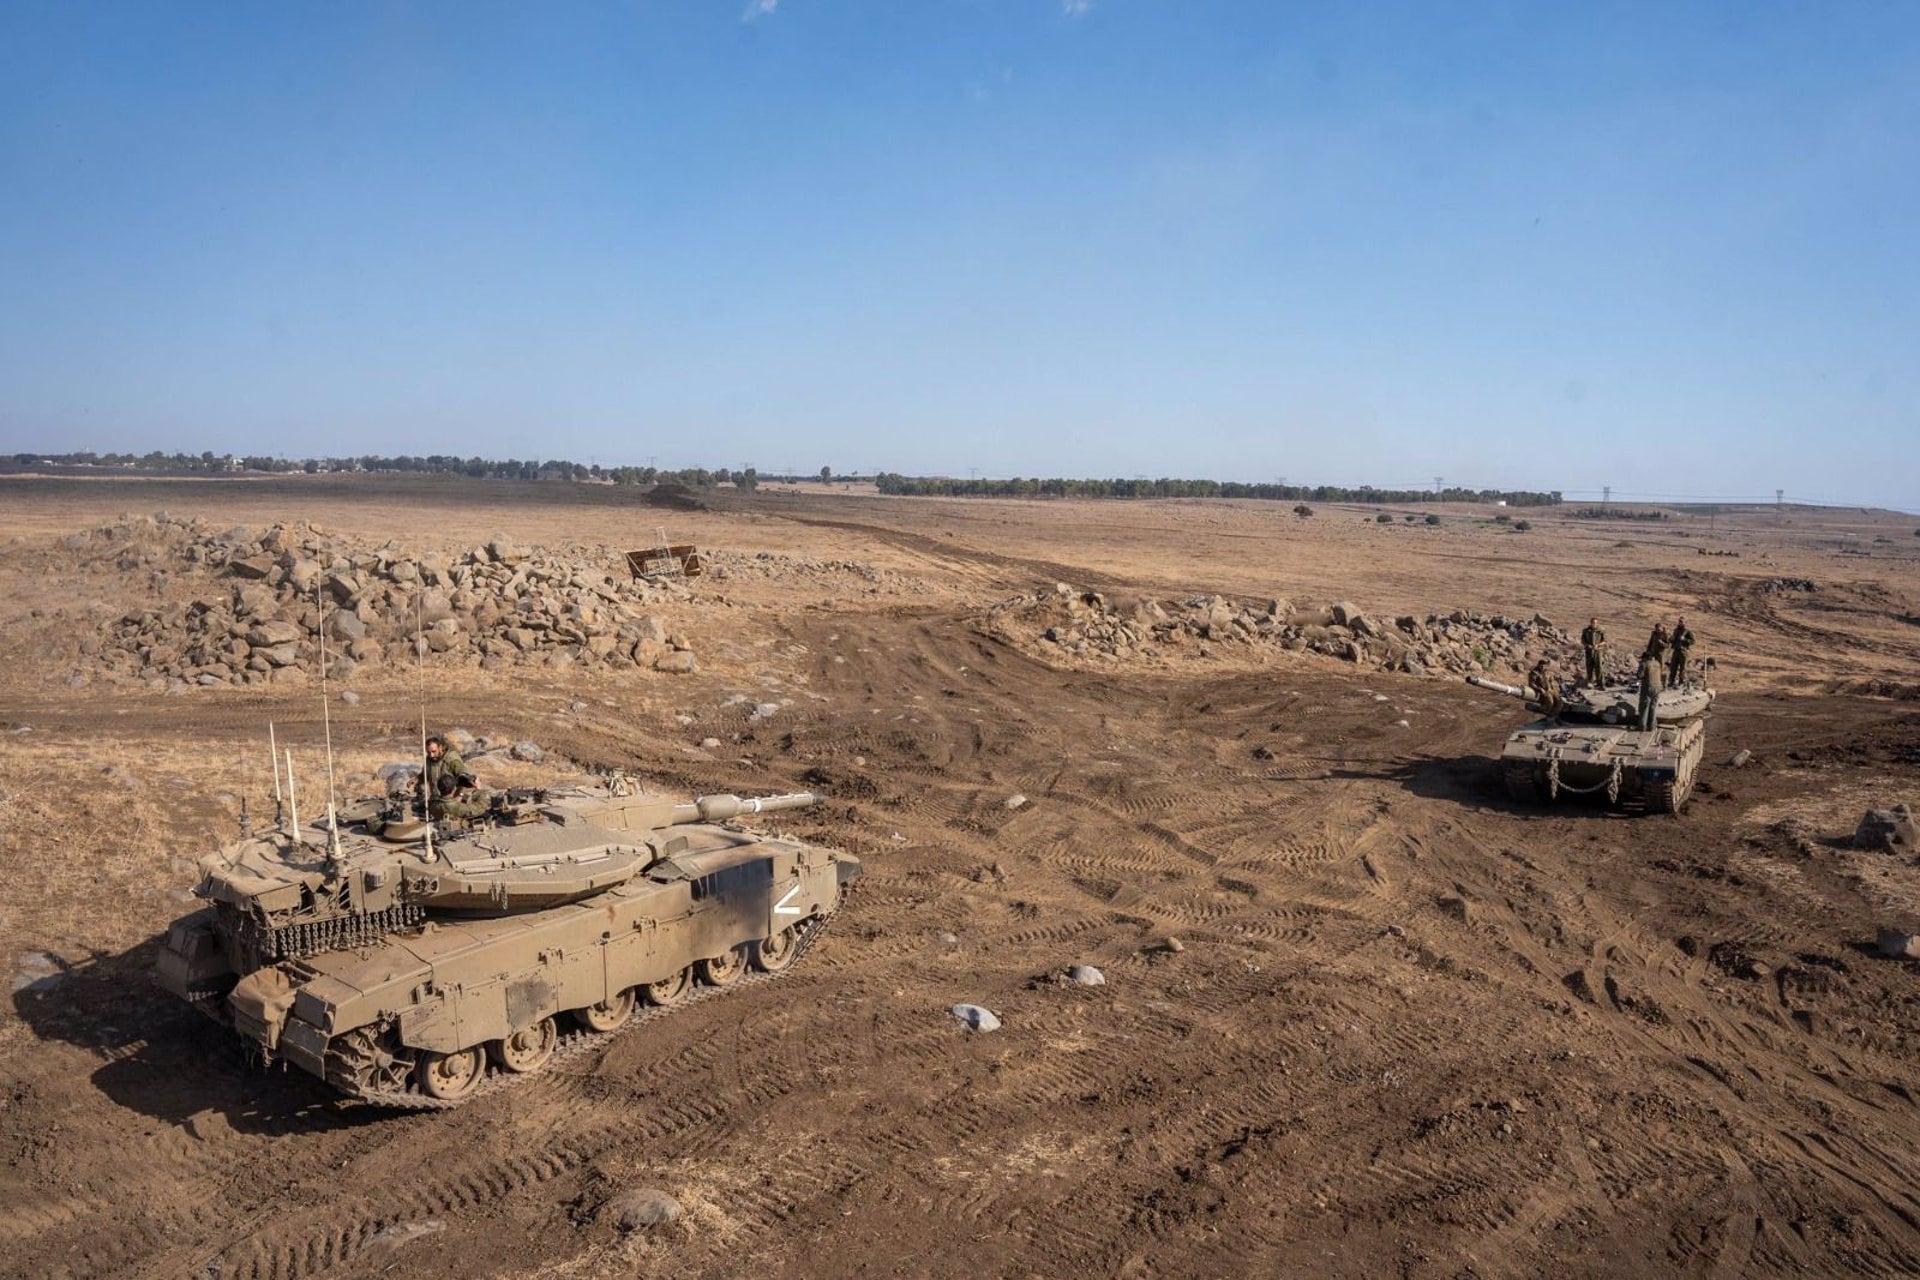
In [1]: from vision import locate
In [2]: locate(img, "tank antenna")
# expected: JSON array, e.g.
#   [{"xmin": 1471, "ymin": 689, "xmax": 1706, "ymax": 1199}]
[
  {"xmin": 285, "ymin": 746, "xmax": 301, "ymax": 845},
  {"xmin": 269, "ymin": 721, "xmax": 285, "ymax": 830},
  {"xmin": 316, "ymin": 581, "xmax": 344, "ymax": 867},
  {"xmin": 415, "ymin": 587, "xmax": 435, "ymax": 862}
]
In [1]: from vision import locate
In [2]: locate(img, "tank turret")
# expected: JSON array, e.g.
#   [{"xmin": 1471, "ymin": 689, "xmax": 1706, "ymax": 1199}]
[
  {"xmin": 1465, "ymin": 674, "xmax": 1714, "ymax": 725},
  {"xmin": 157, "ymin": 778, "xmax": 857, "ymax": 1106}
]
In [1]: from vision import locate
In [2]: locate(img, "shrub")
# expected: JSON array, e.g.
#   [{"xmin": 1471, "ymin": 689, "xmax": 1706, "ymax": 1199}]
[
  {"xmin": 1376, "ymin": 513, "xmax": 1394, "ymax": 524},
  {"xmin": 1425, "ymin": 513, "xmax": 1441, "ymax": 526},
  {"xmin": 1293, "ymin": 504, "xmax": 1313, "ymax": 518},
  {"xmin": 1494, "ymin": 514, "xmax": 1512, "ymax": 524},
  {"xmin": 1513, "ymin": 519, "xmax": 1532, "ymax": 532}
]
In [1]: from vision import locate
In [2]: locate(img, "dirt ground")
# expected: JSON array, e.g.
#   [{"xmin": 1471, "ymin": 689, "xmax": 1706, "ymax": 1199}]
[{"xmin": 2, "ymin": 475, "xmax": 1918, "ymax": 1279}]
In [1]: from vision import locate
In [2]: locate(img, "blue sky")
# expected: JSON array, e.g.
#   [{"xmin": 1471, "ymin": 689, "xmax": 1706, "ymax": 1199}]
[{"xmin": 1, "ymin": 2, "xmax": 1914, "ymax": 506}]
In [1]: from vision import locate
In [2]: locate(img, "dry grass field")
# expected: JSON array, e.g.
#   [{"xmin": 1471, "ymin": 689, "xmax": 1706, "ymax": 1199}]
[{"xmin": 2, "ymin": 473, "xmax": 1919, "ymax": 1278}]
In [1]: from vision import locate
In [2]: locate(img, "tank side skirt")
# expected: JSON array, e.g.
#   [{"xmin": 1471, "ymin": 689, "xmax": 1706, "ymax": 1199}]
[{"xmin": 341, "ymin": 907, "xmax": 837, "ymax": 1111}]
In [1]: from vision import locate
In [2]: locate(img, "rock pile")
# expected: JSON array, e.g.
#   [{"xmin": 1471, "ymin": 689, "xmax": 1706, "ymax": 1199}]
[
  {"xmin": 77, "ymin": 514, "xmax": 704, "ymax": 690},
  {"xmin": 983, "ymin": 583, "xmax": 1579, "ymax": 679}
]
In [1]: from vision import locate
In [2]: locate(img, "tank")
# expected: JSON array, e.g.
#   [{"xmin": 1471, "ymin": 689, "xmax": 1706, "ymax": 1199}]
[
  {"xmin": 1466, "ymin": 675, "xmax": 1715, "ymax": 813},
  {"xmin": 156, "ymin": 778, "xmax": 860, "ymax": 1107}
]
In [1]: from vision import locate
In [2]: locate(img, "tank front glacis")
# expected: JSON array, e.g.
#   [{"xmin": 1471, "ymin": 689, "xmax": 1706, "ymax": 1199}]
[{"xmin": 157, "ymin": 784, "xmax": 859, "ymax": 1107}]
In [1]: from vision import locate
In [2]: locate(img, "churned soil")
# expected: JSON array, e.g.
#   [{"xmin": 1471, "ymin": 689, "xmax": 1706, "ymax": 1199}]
[{"xmin": 1, "ymin": 474, "xmax": 1918, "ymax": 1279}]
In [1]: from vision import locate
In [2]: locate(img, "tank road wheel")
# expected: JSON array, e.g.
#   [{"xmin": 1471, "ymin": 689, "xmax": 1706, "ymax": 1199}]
[
  {"xmin": 643, "ymin": 966, "xmax": 692, "ymax": 1006},
  {"xmin": 416, "ymin": 1046, "xmax": 486, "ymax": 1100},
  {"xmin": 1503, "ymin": 762, "xmax": 1542, "ymax": 804},
  {"xmin": 491, "ymin": 1016, "xmax": 558, "ymax": 1074},
  {"xmin": 751, "ymin": 926, "xmax": 799, "ymax": 974},
  {"xmin": 575, "ymin": 988, "xmax": 636, "ymax": 1033},
  {"xmin": 697, "ymin": 946, "xmax": 746, "ymax": 988}
]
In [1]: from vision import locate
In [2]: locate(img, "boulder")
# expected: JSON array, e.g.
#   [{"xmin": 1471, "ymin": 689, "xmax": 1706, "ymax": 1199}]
[
  {"xmin": 604, "ymin": 1188, "xmax": 682, "ymax": 1231},
  {"xmin": 256, "ymin": 642, "xmax": 301, "ymax": 667},
  {"xmin": 950, "ymin": 1003, "xmax": 1001, "ymax": 1031},
  {"xmin": 327, "ymin": 611, "xmax": 368, "ymax": 643},
  {"xmin": 228, "ymin": 554, "xmax": 275, "ymax": 580},
  {"xmin": 1856, "ymin": 805, "xmax": 1917, "ymax": 853},
  {"xmin": 655, "ymin": 651, "xmax": 697, "ymax": 675}
]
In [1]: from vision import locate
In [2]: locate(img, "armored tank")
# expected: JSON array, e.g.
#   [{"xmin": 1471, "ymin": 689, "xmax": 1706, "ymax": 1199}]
[
  {"xmin": 157, "ymin": 779, "xmax": 859, "ymax": 1106},
  {"xmin": 1466, "ymin": 676, "xmax": 1715, "ymax": 813}
]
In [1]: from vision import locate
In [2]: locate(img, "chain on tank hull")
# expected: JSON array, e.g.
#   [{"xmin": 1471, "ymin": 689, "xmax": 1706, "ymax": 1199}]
[{"xmin": 157, "ymin": 783, "xmax": 861, "ymax": 1106}]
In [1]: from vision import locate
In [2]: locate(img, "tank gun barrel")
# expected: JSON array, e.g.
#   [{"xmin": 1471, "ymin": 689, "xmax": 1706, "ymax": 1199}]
[
  {"xmin": 672, "ymin": 792, "xmax": 821, "ymax": 824},
  {"xmin": 1465, "ymin": 675, "xmax": 1530, "ymax": 699}
]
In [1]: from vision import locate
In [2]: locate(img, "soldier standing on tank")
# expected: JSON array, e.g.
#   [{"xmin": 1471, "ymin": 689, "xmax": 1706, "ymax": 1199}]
[
  {"xmin": 1581, "ymin": 618, "xmax": 1606, "ymax": 686},
  {"xmin": 1527, "ymin": 658, "xmax": 1562, "ymax": 717},
  {"xmin": 1667, "ymin": 617, "xmax": 1694, "ymax": 686},
  {"xmin": 1644, "ymin": 623, "xmax": 1669, "ymax": 670},
  {"xmin": 1636, "ymin": 647, "xmax": 1665, "ymax": 733}
]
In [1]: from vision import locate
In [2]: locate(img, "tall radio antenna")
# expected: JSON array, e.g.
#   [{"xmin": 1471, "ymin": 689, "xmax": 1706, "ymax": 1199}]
[
  {"xmin": 269, "ymin": 720, "xmax": 285, "ymax": 832},
  {"xmin": 415, "ymin": 587, "xmax": 435, "ymax": 862},
  {"xmin": 316, "ymin": 581, "xmax": 343, "ymax": 867}
]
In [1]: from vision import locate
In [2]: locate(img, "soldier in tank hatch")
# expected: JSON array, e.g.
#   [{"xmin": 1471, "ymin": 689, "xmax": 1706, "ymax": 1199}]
[
  {"xmin": 1636, "ymin": 646, "xmax": 1665, "ymax": 733},
  {"xmin": 420, "ymin": 734, "xmax": 486, "ymax": 820},
  {"xmin": 1527, "ymin": 658, "xmax": 1562, "ymax": 717}
]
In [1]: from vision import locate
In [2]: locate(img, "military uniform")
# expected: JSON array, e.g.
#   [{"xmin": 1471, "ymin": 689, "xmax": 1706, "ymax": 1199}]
[
  {"xmin": 1636, "ymin": 652, "xmax": 1664, "ymax": 732},
  {"xmin": 424, "ymin": 745, "xmax": 487, "ymax": 821},
  {"xmin": 1527, "ymin": 664, "xmax": 1561, "ymax": 715},
  {"xmin": 1581, "ymin": 623, "xmax": 1606, "ymax": 685},
  {"xmin": 1667, "ymin": 623, "xmax": 1694, "ymax": 686},
  {"xmin": 1644, "ymin": 626, "xmax": 1669, "ymax": 669}
]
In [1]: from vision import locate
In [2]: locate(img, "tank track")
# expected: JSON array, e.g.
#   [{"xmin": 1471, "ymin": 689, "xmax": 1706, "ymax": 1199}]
[{"xmin": 338, "ymin": 910, "xmax": 836, "ymax": 1111}]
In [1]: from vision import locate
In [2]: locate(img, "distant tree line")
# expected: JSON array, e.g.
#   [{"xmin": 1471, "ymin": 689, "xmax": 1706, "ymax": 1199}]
[
  {"xmin": 1569, "ymin": 506, "xmax": 1668, "ymax": 521},
  {"xmin": 3, "ymin": 450, "xmax": 775, "ymax": 490},
  {"xmin": 5, "ymin": 452, "xmax": 1563, "ymax": 507},
  {"xmin": 874, "ymin": 473, "xmax": 1561, "ymax": 506}
]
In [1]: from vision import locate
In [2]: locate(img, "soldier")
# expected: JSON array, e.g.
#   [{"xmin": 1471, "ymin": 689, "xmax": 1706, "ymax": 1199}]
[
  {"xmin": 1636, "ymin": 647, "xmax": 1664, "ymax": 732},
  {"xmin": 1667, "ymin": 617, "xmax": 1694, "ymax": 686},
  {"xmin": 1644, "ymin": 623, "xmax": 1670, "ymax": 670},
  {"xmin": 1581, "ymin": 618, "xmax": 1606, "ymax": 686},
  {"xmin": 420, "ymin": 734, "xmax": 486, "ymax": 820},
  {"xmin": 1527, "ymin": 658, "xmax": 1562, "ymax": 716}
]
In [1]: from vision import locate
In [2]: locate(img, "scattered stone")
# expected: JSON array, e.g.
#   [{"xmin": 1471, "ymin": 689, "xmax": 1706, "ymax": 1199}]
[
  {"xmin": 655, "ymin": 651, "xmax": 698, "ymax": 675},
  {"xmin": 366, "ymin": 1219, "xmax": 445, "ymax": 1250},
  {"xmin": 510, "ymin": 740, "xmax": 546, "ymax": 763},
  {"xmin": 749, "ymin": 701, "xmax": 781, "ymax": 721},
  {"xmin": 339, "ymin": 690, "xmax": 361, "ymax": 705},
  {"xmin": 444, "ymin": 728, "xmax": 480, "ymax": 754},
  {"xmin": 1159, "ymin": 936, "xmax": 1185, "ymax": 954},
  {"xmin": 1726, "ymin": 748, "xmax": 1753, "ymax": 768},
  {"xmin": 604, "ymin": 1188, "xmax": 683, "ymax": 1231},
  {"xmin": 1856, "ymin": 805, "xmax": 1916, "ymax": 853},
  {"xmin": 1003, "ymin": 793, "xmax": 1028, "ymax": 810},
  {"xmin": 950, "ymin": 1003, "xmax": 1001, "ymax": 1032},
  {"xmin": 1067, "ymin": 964, "xmax": 1105, "ymax": 986},
  {"xmin": 699, "ymin": 737, "xmax": 722, "ymax": 750},
  {"xmin": 1874, "ymin": 929, "xmax": 1920, "ymax": 960},
  {"xmin": 1251, "ymin": 745, "xmax": 1276, "ymax": 761}
]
